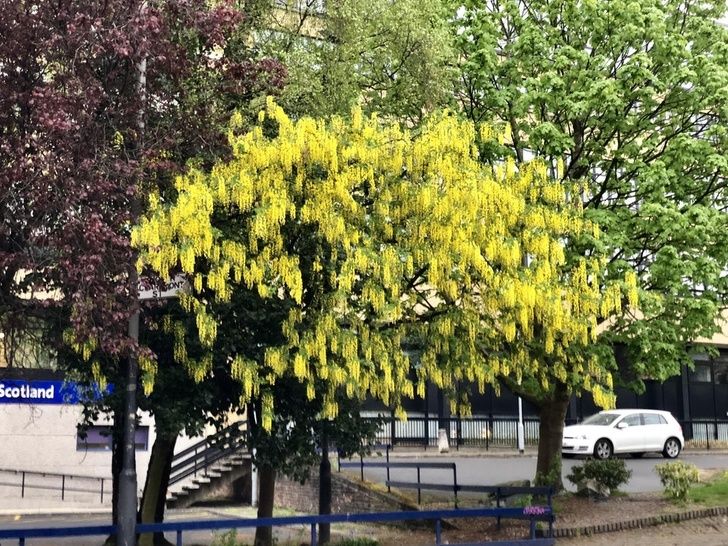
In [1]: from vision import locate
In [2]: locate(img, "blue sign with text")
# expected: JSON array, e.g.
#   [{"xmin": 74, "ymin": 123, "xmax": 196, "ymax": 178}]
[{"xmin": 0, "ymin": 380, "xmax": 109, "ymax": 405}]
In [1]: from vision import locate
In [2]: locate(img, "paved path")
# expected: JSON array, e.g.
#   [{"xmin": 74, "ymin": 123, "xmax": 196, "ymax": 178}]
[{"xmin": 560, "ymin": 514, "xmax": 728, "ymax": 545}]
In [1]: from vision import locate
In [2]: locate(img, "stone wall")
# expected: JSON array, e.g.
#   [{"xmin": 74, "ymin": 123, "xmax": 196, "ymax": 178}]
[{"xmin": 275, "ymin": 467, "xmax": 416, "ymax": 514}]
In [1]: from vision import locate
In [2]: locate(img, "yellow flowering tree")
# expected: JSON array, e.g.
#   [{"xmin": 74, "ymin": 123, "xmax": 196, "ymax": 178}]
[{"xmin": 133, "ymin": 99, "xmax": 636, "ymax": 489}]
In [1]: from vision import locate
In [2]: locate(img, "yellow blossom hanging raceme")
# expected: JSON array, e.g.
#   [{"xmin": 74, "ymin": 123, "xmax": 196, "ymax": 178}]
[{"xmin": 132, "ymin": 99, "xmax": 638, "ymax": 427}]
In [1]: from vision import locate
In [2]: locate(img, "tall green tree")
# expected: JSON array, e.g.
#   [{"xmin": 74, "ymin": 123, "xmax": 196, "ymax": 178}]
[
  {"xmin": 258, "ymin": 0, "xmax": 455, "ymax": 121},
  {"xmin": 454, "ymin": 0, "xmax": 728, "ymax": 487}
]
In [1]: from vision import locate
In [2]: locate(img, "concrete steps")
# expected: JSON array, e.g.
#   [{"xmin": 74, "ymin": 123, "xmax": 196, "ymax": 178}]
[{"xmin": 166, "ymin": 453, "xmax": 252, "ymax": 509}]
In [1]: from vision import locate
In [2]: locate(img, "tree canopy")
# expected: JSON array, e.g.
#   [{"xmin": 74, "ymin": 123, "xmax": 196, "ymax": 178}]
[
  {"xmin": 455, "ymin": 0, "xmax": 728, "ymax": 382},
  {"xmin": 0, "ymin": 0, "xmax": 284, "ymax": 374},
  {"xmin": 452, "ymin": 0, "xmax": 728, "ymax": 487},
  {"xmin": 259, "ymin": 0, "xmax": 456, "ymax": 121},
  {"xmin": 132, "ymin": 99, "xmax": 633, "ymax": 428}
]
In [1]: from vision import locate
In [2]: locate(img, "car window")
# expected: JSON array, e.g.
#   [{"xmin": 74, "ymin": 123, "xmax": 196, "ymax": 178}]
[
  {"xmin": 619, "ymin": 414, "xmax": 642, "ymax": 427},
  {"xmin": 581, "ymin": 413, "xmax": 620, "ymax": 426},
  {"xmin": 642, "ymin": 413, "xmax": 663, "ymax": 425}
]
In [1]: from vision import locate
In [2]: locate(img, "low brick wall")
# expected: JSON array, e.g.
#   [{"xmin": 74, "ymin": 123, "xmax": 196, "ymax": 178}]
[
  {"xmin": 275, "ymin": 467, "xmax": 416, "ymax": 514},
  {"xmin": 554, "ymin": 505, "xmax": 728, "ymax": 538}
]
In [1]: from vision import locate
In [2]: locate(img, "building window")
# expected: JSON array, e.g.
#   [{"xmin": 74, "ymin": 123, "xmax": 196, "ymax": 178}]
[
  {"xmin": 714, "ymin": 358, "xmax": 728, "ymax": 385},
  {"xmin": 77, "ymin": 426, "xmax": 149, "ymax": 451},
  {"xmin": 690, "ymin": 354, "xmax": 712, "ymax": 382},
  {"xmin": 0, "ymin": 328, "xmax": 57, "ymax": 370},
  {"xmin": 690, "ymin": 364, "xmax": 712, "ymax": 382}
]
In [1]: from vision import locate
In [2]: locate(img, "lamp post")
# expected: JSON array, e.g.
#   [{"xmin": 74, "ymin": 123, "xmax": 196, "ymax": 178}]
[{"xmin": 118, "ymin": 8, "xmax": 147, "ymax": 543}]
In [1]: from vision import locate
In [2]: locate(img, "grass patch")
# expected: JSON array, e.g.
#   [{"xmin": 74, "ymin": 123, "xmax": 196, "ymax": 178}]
[{"xmin": 690, "ymin": 471, "xmax": 728, "ymax": 506}]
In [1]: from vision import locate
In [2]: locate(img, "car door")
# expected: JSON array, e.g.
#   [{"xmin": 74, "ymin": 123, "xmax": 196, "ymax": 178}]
[
  {"xmin": 612, "ymin": 413, "xmax": 643, "ymax": 452},
  {"xmin": 641, "ymin": 412, "xmax": 669, "ymax": 450}
]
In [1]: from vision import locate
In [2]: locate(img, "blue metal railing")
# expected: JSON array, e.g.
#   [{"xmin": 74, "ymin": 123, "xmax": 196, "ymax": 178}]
[{"xmin": 0, "ymin": 507, "xmax": 555, "ymax": 546}]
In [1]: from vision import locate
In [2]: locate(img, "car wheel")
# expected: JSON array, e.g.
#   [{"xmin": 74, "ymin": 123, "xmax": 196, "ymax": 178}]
[
  {"xmin": 662, "ymin": 437, "xmax": 681, "ymax": 459},
  {"xmin": 630, "ymin": 452, "xmax": 645, "ymax": 459},
  {"xmin": 593, "ymin": 438, "xmax": 613, "ymax": 459}
]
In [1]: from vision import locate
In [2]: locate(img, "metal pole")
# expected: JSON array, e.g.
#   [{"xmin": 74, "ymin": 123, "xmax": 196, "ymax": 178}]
[
  {"xmin": 390, "ymin": 410, "xmax": 396, "ymax": 446},
  {"xmin": 119, "ymin": 308, "xmax": 140, "ymax": 546},
  {"xmin": 119, "ymin": 9, "xmax": 146, "ymax": 542},
  {"xmin": 517, "ymin": 397, "xmax": 525, "ymax": 454},
  {"xmin": 251, "ymin": 447, "xmax": 258, "ymax": 507},
  {"xmin": 21, "ymin": 471, "xmax": 25, "ymax": 498},
  {"xmin": 386, "ymin": 447, "xmax": 390, "ymax": 493},
  {"xmin": 311, "ymin": 523, "xmax": 318, "ymax": 546},
  {"xmin": 453, "ymin": 464, "xmax": 458, "ymax": 508},
  {"xmin": 417, "ymin": 466, "xmax": 421, "ymax": 504},
  {"xmin": 318, "ymin": 423, "xmax": 331, "ymax": 545}
]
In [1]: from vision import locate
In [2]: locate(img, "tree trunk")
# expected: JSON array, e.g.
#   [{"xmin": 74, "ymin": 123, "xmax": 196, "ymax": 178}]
[
  {"xmin": 318, "ymin": 426, "xmax": 331, "ymax": 545},
  {"xmin": 138, "ymin": 431, "xmax": 177, "ymax": 546},
  {"xmin": 254, "ymin": 464, "xmax": 276, "ymax": 546},
  {"xmin": 535, "ymin": 384, "xmax": 570, "ymax": 491}
]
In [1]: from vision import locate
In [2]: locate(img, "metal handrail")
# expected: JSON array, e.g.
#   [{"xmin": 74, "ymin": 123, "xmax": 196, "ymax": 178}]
[
  {"xmin": 0, "ymin": 468, "xmax": 108, "ymax": 503},
  {"xmin": 168, "ymin": 421, "xmax": 248, "ymax": 486},
  {"xmin": 0, "ymin": 468, "xmax": 108, "ymax": 481}
]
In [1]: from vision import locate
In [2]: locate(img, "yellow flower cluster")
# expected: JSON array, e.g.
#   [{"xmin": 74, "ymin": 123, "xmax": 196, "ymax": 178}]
[{"xmin": 131, "ymin": 99, "xmax": 638, "ymax": 425}]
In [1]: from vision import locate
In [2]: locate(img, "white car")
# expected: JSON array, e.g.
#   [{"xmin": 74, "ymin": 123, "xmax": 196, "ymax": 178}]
[{"xmin": 562, "ymin": 409, "xmax": 684, "ymax": 459}]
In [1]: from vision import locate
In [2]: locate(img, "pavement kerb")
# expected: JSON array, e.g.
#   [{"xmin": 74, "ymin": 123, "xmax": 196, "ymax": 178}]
[
  {"xmin": 0, "ymin": 506, "xmax": 243, "ymax": 519},
  {"xmin": 0, "ymin": 507, "xmax": 112, "ymax": 517},
  {"xmin": 554, "ymin": 505, "xmax": 728, "ymax": 538},
  {"xmin": 358, "ymin": 447, "xmax": 728, "ymax": 458}
]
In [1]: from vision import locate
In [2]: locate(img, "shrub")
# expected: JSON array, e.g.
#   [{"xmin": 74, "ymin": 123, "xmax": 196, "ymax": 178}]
[
  {"xmin": 655, "ymin": 461, "xmax": 700, "ymax": 502},
  {"xmin": 211, "ymin": 530, "xmax": 248, "ymax": 546},
  {"xmin": 567, "ymin": 458, "xmax": 632, "ymax": 495}
]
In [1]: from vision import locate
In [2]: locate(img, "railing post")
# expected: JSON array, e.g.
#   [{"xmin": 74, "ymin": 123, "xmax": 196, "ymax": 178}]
[
  {"xmin": 452, "ymin": 464, "xmax": 458, "ymax": 508},
  {"xmin": 715, "ymin": 417, "xmax": 719, "ymax": 441},
  {"xmin": 311, "ymin": 522, "xmax": 318, "ymax": 546},
  {"xmin": 390, "ymin": 411, "xmax": 396, "ymax": 447},
  {"xmin": 417, "ymin": 465, "xmax": 421, "ymax": 505},
  {"xmin": 548, "ymin": 487, "xmax": 554, "ymax": 537},
  {"xmin": 62, "ymin": 474, "xmax": 65, "ymax": 501},
  {"xmin": 101, "ymin": 479, "xmax": 104, "ymax": 504},
  {"xmin": 496, "ymin": 487, "xmax": 501, "ymax": 529},
  {"xmin": 435, "ymin": 518, "xmax": 442, "ymax": 546},
  {"xmin": 176, "ymin": 529, "xmax": 183, "ymax": 546},
  {"xmin": 360, "ymin": 453, "xmax": 364, "ymax": 481},
  {"xmin": 530, "ymin": 517, "xmax": 536, "ymax": 539},
  {"xmin": 21, "ymin": 471, "xmax": 25, "ymax": 498},
  {"xmin": 386, "ymin": 446, "xmax": 391, "ymax": 493},
  {"xmin": 707, "ymin": 422, "xmax": 711, "ymax": 450}
]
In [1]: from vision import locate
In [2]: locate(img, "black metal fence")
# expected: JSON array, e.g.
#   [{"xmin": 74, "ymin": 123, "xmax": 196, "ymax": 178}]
[
  {"xmin": 365, "ymin": 416, "xmax": 728, "ymax": 451},
  {"xmin": 364, "ymin": 415, "xmax": 541, "ymax": 450},
  {"xmin": 681, "ymin": 419, "xmax": 728, "ymax": 448}
]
